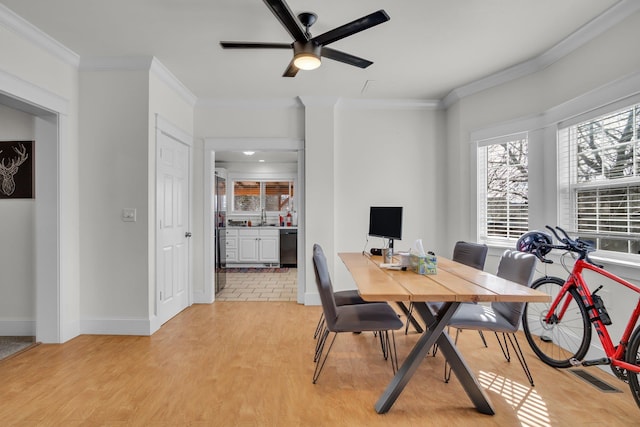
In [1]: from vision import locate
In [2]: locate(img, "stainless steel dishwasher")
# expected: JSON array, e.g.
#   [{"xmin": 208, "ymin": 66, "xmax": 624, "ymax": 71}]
[{"xmin": 279, "ymin": 229, "xmax": 297, "ymax": 267}]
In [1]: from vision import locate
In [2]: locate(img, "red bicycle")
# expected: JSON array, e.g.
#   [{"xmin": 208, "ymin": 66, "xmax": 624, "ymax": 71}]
[{"xmin": 519, "ymin": 226, "xmax": 640, "ymax": 409}]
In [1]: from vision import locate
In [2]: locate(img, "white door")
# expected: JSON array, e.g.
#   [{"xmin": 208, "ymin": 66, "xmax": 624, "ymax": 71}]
[{"xmin": 157, "ymin": 131, "xmax": 190, "ymax": 325}]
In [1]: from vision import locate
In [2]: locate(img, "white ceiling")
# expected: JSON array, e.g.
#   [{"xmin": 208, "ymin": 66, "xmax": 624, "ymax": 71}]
[{"xmin": 1, "ymin": 0, "xmax": 628, "ymax": 101}]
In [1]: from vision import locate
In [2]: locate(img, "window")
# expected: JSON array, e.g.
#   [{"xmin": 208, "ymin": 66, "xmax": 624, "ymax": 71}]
[
  {"xmin": 478, "ymin": 133, "xmax": 529, "ymax": 242},
  {"xmin": 232, "ymin": 179, "xmax": 294, "ymax": 213},
  {"xmin": 558, "ymin": 103, "xmax": 640, "ymax": 254}
]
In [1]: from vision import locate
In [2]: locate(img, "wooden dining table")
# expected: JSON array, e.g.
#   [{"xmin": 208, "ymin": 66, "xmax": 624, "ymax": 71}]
[{"xmin": 338, "ymin": 252, "xmax": 550, "ymax": 415}]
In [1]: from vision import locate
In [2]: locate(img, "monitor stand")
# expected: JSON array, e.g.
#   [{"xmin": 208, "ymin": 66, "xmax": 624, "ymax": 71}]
[{"xmin": 384, "ymin": 239, "xmax": 394, "ymax": 263}]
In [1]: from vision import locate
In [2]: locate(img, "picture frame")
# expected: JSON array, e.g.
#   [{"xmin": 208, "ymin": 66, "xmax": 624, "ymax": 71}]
[{"xmin": 0, "ymin": 140, "xmax": 34, "ymax": 199}]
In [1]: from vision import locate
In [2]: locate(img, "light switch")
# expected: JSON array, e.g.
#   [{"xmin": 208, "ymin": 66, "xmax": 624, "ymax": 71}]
[{"xmin": 122, "ymin": 208, "xmax": 136, "ymax": 222}]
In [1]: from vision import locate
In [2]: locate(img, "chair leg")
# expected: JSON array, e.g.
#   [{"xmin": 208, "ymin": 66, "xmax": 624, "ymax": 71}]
[
  {"xmin": 404, "ymin": 303, "xmax": 413, "ymax": 335},
  {"xmin": 314, "ymin": 324, "xmax": 328, "ymax": 362},
  {"xmin": 313, "ymin": 313, "xmax": 325, "ymax": 339},
  {"xmin": 505, "ymin": 333, "xmax": 535, "ymax": 387},
  {"xmin": 443, "ymin": 328, "xmax": 461, "ymax": 383},
  {"xmin": 477, "ymin": 330, "xmax": 488, "ymax": 347},
  {"xmin": 494, "ymin": 332, "xmax": 511, "ymax": 362},
  {"xmin": 388, "ymin": 330, "xmax": 399, "ymax": 373},
  {"xmin": 397, "ymin": 302, "xmax": 423, "ymax": 333},
  {"xmin": 313, "ymin": 330, "xmax": 338, "ymax": 384},
  {"xmin": 379, "ymin": 330, "xmax": 389, "ymax": 360}
]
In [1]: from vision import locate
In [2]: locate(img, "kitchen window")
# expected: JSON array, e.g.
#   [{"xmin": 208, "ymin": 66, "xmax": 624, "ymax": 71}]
[
  {"xmin": 477, "ymin": 133, "xmax": 529, "ymax": 243},
  {"xmin": 558, "ymin": 103, "xmax": 640, "ymax": 255},
  {"xmin": 232, "ymin": 179, "xmax": 294, "ymax": 213}
]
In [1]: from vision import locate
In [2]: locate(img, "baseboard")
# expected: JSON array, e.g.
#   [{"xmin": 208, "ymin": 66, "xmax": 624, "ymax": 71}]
[
  {"xmin": 80, "ymin": 318, "xmax": 154, "ymax": 336},
  {"xmin": 0, "ymin": 319, "xmax": 35, "ymax": 336},
  {"xmin": 305, "ymin": 292, "xmax": 321, "ymax": 306},
  {"xmin": 193, "ymin": 291, "xmax": 214, "ymax": 304}
]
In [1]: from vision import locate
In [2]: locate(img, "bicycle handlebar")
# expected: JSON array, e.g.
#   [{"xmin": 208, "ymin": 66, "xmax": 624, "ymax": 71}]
[{"xmin": 541, "ymin": 225, "xmax": 600, "ymax": 266}]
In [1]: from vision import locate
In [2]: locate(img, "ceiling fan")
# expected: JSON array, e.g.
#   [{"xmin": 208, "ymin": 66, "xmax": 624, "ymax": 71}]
[{"xmin": 220, "ymin": 0, "xmax": 390, "ymax": 77}]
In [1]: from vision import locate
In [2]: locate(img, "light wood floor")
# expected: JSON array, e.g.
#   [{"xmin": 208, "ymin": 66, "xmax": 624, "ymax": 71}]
[{"xmin": 0, "ymin": 302, "xmax": 637, "ymax": 426}]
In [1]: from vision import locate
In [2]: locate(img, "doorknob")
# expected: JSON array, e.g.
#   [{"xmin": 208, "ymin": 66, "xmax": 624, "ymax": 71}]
[{"xmin": 185, "ymin": 232, "xmax": 192, "ymax": 238}]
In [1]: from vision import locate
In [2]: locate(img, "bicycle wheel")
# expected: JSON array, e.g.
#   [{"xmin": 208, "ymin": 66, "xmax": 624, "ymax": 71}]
[
  {"xmin": 522, "ymin": 276, "xmax": 591, "ymax": 368},
  {"xmin": 626, "ymin": 325, "xmax": 640, "ymax": 410}
]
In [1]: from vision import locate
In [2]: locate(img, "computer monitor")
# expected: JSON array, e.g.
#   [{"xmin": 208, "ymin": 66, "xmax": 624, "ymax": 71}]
[{"xmin": 368, "ymin": 206, "xmax": 403, "ymax": 251}]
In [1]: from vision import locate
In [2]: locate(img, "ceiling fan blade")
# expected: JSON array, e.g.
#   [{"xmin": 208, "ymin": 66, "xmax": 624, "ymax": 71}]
[
  {"xmin": 311, "ymin": 10, "xmax": 390, "ymax": 46},
  {"xmin": 282, "ymin": 60, "xmax": 299, "ymax": 77},
  {"xmin": 220, "ymin": 41, "xmax": 291, "ymax": 49},
  {"xmin": 322, "ymin": 47, "xmax": 373, "ymax": 69},
  {"xmin": 263, "ymin": 0, "xmax": 308, "ymax": 42}
]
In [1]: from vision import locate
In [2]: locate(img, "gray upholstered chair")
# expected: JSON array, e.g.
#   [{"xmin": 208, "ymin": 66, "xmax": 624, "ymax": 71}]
[
  {"xmin": 452, "ymin": 241, "xmax": 489, "ymax": 270},
  {"xmin": 444, "ymin": 249, "xmax": 537, "ymax": 386},
  {"xmin": 313, "ymin": 289, "xmax": 369, "ymax": 339},
  {"xmin": 312, "ymin": 244, "xmax": 404, "ymax": 384}
]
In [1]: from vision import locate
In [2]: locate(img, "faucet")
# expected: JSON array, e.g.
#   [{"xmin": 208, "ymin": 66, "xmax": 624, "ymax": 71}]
[{"xmin": 261, "ymin": 209, "xmax": 266, "ymax": 225}]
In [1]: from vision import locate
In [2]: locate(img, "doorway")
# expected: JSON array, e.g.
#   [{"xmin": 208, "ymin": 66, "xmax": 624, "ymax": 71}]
[
  {"xmin": 0, "ymin": 77, "xmax": 65, "ymax": 343},
  {"xmin": 203, "ymin": 138, "xmax": 305, "ymax": 304}
]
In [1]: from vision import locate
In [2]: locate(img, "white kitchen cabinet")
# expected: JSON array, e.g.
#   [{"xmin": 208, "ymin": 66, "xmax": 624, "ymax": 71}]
[
  {"xmin": 258, "ymin": 229, "xmax": 279, "ymax": 262},
  {"xmin": 236, "ymin": 228, "xmax": 279, "ymax": 264},
  {"xmin": 225, "ymin": 229, "xmax": 238, "ymax": 262}
]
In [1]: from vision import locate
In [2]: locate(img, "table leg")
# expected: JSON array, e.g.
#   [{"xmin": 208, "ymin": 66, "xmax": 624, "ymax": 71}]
[
  {"xmin": 424, "ymin": 303, "xmax": 495, "ymax": 415},
  {"xmin": 374, "ymin": 302, "xmax": 494, "ymax": 415}
]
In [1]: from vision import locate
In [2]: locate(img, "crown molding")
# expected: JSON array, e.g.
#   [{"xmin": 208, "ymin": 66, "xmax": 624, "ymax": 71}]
[
  {"xmin": 443, "ymin": 0, "xmax": 640, "ymax": 108},
  {"xmin": 336, "ymin": 98, "xmax": 441, "ymax": 110},
  {"xmin": 79, "ymin": 56, "xmax": 197, "ymax": 107},
  {"xmin": 204, "ymin": 137, "xmax": 303, "ymax": 151},
  {"xmin": 149, "ymin": 58, "xmax": 197, "ymax": 107},
  {"xmin": 79, "ymin": 56, "xmax": 153, "ymax": 71},
  {"xmin": 0, "ymin": 4, "xmax": 79, "ymax": 67},
  {"xmin": 196, "ymin": 96, "xmax": 440, "ymax": 110},
  {"xmin": 196, "ymin": 97, "xmax": 303, "ymax": 109}
]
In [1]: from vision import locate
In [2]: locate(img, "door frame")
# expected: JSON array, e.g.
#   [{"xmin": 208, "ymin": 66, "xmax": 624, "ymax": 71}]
[
  {"xmin": 0, "ymin": 69, "xmax": 68, "ymax": 343},
  {"xmin": 203, "ymin": 138, "xmax": 305, "ymax": 303},
  {"xmin": 154, "ymin": 115, "xmax": 193, "ymax": 329}
]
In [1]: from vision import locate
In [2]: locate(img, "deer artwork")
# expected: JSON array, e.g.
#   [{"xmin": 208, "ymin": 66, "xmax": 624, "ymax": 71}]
[{"xmin": 0, "ymin": 143, "xmax": 29, "ymax": 196}]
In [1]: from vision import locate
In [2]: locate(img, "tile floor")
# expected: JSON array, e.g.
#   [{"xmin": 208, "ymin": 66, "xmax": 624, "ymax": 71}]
[{"xmin": 215, "ymin": 268, "xmax": 298, "ymax": 301}]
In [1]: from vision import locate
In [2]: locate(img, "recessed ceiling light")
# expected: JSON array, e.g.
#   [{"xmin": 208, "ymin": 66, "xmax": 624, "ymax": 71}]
[
  {"xmin": 243, "ymin": 151, "xmax": 255, "ymax": 156},
  {"xmin": 259, "ymin": 159, "xmax": 265, "ymax": 163}
]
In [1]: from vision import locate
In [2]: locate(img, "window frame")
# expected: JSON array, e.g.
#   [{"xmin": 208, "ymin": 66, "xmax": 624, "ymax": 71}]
[
  {"xmin": 476, "ymin": 132, "xmax": 529, "ymax": 246},
  {"xmin": 228, "ymin": 172, "xmax": 296, "ymax": 215},
  {"xmin": 557, "ymin": 102, "xmax": 640, "ymax": 257}
]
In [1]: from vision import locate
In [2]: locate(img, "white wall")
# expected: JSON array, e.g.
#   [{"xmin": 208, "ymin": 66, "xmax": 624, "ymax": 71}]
[
  {"xmin": 78, "ymin": 69, "xmax": 151, "ymax": 328},
  {"xmin": 77, "ymin": 62, "xmax": 196, "ymax": 335},
  {"xmin": 448, "ymin": 10, "xmax": 640, "ymax": 245},
  {"xmin": 195, "ymin": 99, "xmax": 444, "ymax": 303},
  {"xmin": 0, "ymin": 105, "xmax": 35, "ymax": 333},
  {"xmin": 332, "ymin": 104, "xmax": 445, "ymax": 291},
  {"xmin": 447, "ymin": 10, "xmax": 640, "ymax": 354},
  {"xmin": 0, "ymin": 12, "xmax": 80, "ymax": 342}
]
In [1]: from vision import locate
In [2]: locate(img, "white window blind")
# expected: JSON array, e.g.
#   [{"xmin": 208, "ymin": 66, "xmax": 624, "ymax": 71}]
[
  {"xmin": 478, "ymin": 133, "xmax": 529, "ymax": 242},
  {"xmin": 558, "ymin": 103, "xmax": 640, "ymax": 255}
]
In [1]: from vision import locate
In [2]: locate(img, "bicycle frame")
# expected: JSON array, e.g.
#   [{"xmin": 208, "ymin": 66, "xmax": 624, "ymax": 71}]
[{"xmin": 546, "ymin": 258, "xmax": 640, "ymax": 373}]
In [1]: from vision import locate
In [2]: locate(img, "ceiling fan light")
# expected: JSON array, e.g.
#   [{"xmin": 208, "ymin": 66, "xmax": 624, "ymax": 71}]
[
  {"xmin": 293, "ymin": 41, "xmax": 322, "ymax": 71},
  {"xmin": 294, "ymin": 52, "xmax": 321, "ymax": 70}
]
